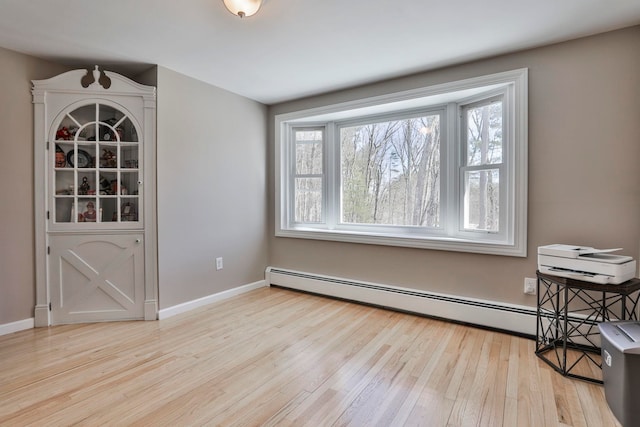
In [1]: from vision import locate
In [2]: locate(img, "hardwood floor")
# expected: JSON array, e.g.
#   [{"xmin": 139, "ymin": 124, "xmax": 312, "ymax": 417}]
[{"xmin": 0, "ymin": 286, "xmax": 620, "ymax": 426}]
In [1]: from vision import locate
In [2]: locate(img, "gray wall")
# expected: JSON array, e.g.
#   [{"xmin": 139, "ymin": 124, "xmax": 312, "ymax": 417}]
[
  {"xmin": 0, "ymin": 48, "xmax": 70, "ymax": 324},
  {"xmin": 267, "ymin": 26, "xmax": 640, "ymax": 307},
  {"xmin": 155, "ymin": 66, "xmax": 268, "ymax": 309}
]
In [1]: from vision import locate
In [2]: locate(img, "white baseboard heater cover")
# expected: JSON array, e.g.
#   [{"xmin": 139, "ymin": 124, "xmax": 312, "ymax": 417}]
[{"xmin": 266, "ymin": 267, "xmax": 537, "ymax": 337}]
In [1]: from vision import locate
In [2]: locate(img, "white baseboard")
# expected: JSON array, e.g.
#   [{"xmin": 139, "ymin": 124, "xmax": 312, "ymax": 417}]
[
  {"xmin": 266, "ymin": 267, "xmax": 537, "ymax": 336},
  {"xmin": 0, "ymin": 318, "xmax": 35, "ymax": 336},
  {"xmin": 158, "ymin": 280, "xmax": 267, "ymax": 320}
]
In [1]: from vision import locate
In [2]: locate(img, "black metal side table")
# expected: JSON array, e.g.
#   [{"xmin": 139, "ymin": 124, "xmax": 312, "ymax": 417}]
[{"xmin": 535, "ymin": 270, "xmax": 640, "ymax": 383}]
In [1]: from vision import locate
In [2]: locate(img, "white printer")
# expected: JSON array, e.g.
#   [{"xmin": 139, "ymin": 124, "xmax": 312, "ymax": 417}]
[{"xmin": 538, "ymin": 244, "xmax": 637, "ymax": 284}]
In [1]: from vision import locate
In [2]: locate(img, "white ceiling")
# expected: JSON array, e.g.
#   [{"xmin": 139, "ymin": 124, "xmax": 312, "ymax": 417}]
[{"xmin": 1, "ymin": 0, "xmax": 639, "ymax": 104}]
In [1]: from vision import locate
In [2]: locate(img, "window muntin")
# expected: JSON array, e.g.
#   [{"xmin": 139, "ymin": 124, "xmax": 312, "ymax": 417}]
[
  {"xmin": 339, "ymin": 112, "xmax": 441, "ymax": 228},
  {"xmin": 275, "ymin": 69, "xmax": 527, "ymax": 256}
]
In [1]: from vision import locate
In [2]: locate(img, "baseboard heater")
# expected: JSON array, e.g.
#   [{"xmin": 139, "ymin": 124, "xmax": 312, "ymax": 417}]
[{"xmin": 266, "ymin": 267, "xmax": 538, "ymax": 337}]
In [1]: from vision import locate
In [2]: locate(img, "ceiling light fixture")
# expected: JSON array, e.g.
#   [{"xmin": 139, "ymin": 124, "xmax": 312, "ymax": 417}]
[{"xmin": 222, "ymin": 0, "xmax": 263, "ymax": 18}]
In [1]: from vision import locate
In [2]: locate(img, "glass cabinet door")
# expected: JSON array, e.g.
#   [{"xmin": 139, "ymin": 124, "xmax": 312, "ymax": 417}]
[{"xmin": 53, "ymin": 103, "xmax": 141, "ymax": 226}]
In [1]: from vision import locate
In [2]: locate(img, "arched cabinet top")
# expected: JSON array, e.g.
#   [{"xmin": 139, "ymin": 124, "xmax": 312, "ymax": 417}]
[{"xmin": 32, "ymin": 65, "xmax": 156, "ymax": 105}]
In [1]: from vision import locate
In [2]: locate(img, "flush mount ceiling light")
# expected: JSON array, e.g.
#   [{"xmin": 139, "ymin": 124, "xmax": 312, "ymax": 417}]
[{"xmin": 222, "ymin": 0, "xmax": 263, "ymax": 18}]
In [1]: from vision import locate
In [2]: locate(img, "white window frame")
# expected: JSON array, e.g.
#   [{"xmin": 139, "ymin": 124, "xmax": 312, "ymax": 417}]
[{"xmin": 275, "ymin": 69, "xmax": 528, "ymax": 257}]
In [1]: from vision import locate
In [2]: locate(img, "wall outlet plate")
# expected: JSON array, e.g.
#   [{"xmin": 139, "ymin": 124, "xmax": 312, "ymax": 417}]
[
  {"xmin": 524, "ymin": 277, "xmax": 536, "ymax": 295},
  {"xmin": 216, "ymin": 257, "xmax": 223, "ymax": 270}
]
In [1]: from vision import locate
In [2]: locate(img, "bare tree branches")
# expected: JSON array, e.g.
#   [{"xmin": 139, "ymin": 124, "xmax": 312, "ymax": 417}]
[{"xmin": 341, "ymin": 115, "xmax": 440, "ymax": 227}]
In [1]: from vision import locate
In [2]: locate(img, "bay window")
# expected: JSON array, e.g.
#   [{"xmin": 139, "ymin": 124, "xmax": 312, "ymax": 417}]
[{"xmin": 275, "ymin": 69, "xmax": 528, "ymax": 256}]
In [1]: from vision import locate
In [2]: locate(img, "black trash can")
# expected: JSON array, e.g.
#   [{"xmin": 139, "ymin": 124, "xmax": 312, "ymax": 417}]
[{"xmin": 598, "ymin": 321, "xmax": 640, "ymax": 427}]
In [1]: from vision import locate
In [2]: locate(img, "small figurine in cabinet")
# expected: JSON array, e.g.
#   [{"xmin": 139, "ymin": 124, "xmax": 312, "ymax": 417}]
[
  {"xmin": 83, "ymin": 201, "xmax": 97, "ymax": 222},
  {"xmin": 101, "ymin": 149, "xmax": 117, "ymax": 168},
  {"xmin": 55, "ymin": 144, "xmax": 66, "ymax": 168},
  {"xmin": 56, "ymin": 127, "xmax": 71, "ymax": 140},
  {"xmin": 99, "ymin": 175, "xmax": 111, "ymax": 194},
  {"xmin": 78, "ymin": 177, "xmax": 90, "ymax": 195}
]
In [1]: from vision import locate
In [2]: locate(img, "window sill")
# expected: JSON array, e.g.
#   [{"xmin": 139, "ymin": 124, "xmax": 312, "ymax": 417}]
[{"xmin": 275, "ymin": 228, "xmax": 526, "ymax": 257}]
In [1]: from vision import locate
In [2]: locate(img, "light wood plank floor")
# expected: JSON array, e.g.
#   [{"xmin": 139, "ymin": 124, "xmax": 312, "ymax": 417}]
[{"xmin": 0, "ymin": 287, "xmax": 620, "ymax": 426}]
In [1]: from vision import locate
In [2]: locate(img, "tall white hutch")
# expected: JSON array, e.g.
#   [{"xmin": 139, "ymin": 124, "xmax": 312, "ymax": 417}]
[{"xmin": 32, "ymin": 66, "xmax": 157, "ymax": 326}]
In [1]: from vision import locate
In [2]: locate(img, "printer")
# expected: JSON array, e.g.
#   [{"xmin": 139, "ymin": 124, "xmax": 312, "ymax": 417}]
[{"xmin": 538, "ymin": 244, "xmax": 637, "ymax": 284}]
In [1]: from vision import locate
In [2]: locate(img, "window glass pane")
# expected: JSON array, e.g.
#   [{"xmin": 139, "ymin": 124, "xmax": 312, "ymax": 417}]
[
  {"xmin": 120, "ymin": 198, "xmax": 139, "ymax": 222},
  {"xmin": 59, "ymin": 104, "xmax": 95, "ymax": 141},
  {"xmin": 340, "ymin": 115, "xmax": 440, "ymax": 227},
  {"xmin": 55, "ymin": 198, "xmax": 73, "ymax": 223},
  {"xmin": 466, "ymin": 100, "xmax": 502, "ymax": 166},
  {"xmin": 295, "ymin": 177, "xmax": 322, "ymax": 223},
  {"xmin": 99, "ymin": 105, "xmax": 138, "ymax": 142},
  {"xmin": 121, "ymin": 145, "xmax": 139, "ymax": 169},
  {"xmin": 295, "ymin": 130, "xmax": 323, "ymax": 174},
  {"xmin": 464, "ymin": 169, "xmax": 499, "ymax": 232},
  {"xmin": 101, "ymin": 198, "xmax": 117, "ymax": 222}
]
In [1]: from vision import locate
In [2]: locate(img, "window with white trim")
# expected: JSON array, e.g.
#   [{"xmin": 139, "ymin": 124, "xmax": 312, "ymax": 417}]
[{"xmin": 275, "ymin": 69, "xmax": 528, "ymax": 256}]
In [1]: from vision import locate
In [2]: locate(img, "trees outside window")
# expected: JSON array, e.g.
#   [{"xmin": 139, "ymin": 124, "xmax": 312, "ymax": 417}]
[{"xmin": 340, "ymin": 113, "xmax": 441, "ymax": 228}]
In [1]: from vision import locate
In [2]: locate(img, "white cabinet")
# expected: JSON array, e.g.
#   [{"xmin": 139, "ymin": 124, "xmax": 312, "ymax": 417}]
[{"xmin": 32, "ymin": 66, "xmax": 157, "ymax": 325}]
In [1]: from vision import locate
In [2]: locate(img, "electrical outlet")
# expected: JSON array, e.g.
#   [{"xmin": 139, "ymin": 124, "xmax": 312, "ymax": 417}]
[
  {"xmin": 216, "ymin": 257, "xmax": 223, "ymax": 271},
  {"xmin": 524, "ymin": 277, "xmax": 536, "ymax": 295}
]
